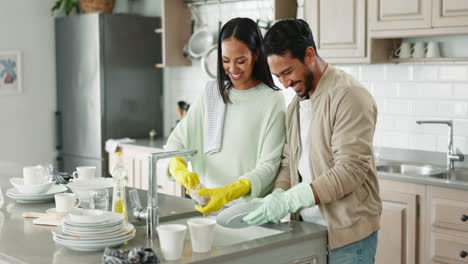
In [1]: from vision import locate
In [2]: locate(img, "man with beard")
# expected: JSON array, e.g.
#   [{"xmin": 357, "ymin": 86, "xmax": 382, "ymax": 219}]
[{"xmin": 243, "ymin": 19, "xmax": 382, "ymax": 263}]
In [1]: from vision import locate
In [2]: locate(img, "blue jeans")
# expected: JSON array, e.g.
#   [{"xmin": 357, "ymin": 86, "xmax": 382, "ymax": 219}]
[{"xmin": 328, "ymin": 231, "xmax": 378, "ymax": 264}]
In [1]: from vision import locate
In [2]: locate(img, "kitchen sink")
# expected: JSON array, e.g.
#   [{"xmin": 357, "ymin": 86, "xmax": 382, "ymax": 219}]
[
  {"xmin": 430, "ymin": 170, "xmax": 468, "ymax": 182},
  {"xmin": 376, "ymin": 164, "xmax": 443, "ymax": 176},
  {"xmin": 161, "ymin": 216, "xmax": 286, "ymax": 247}
]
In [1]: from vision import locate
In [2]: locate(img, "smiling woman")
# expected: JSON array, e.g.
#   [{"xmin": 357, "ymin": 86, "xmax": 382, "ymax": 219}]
[{"xmin": 165, "ymin": 17, "xmax": 286, "ymax": 216}]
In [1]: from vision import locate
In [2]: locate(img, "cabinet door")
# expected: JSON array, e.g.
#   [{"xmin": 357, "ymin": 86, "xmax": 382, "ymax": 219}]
[
  {"xmin": 305, "ymin": 0, "xmax": 366, "ymax": 58},
  {"xmin": 433, "ymin": 0, "xmax": 468, "ymax": 27},
  {"xmin": 369, "ymin": 0, "xmax": 432, "ymax": 31},
  {"xmin": 376, "ymin": 191, "xmax": 418, "ymax": 264}
]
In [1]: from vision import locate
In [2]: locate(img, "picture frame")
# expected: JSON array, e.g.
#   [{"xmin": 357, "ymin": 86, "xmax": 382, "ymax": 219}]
[{"xmin": 0, "ymin": 50, "xmax": 22, "ymax": 95}]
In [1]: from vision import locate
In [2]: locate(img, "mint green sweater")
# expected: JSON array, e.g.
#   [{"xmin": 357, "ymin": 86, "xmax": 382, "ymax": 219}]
[{"xmin": 165, "ymin": 83, "xmax": 286, "ymax": 200}]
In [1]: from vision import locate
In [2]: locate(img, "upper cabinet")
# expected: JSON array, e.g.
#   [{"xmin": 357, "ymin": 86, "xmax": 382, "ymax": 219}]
[
  {"xmin": 432, "ymin": 0, "xmax": 468, "ymax": 27},
  {"xmin": 305, "ymin": 0, "xmax": 368, "ymax": 63},
  {"xmin": 369, "ymin": 0, "xmax": 432, "ymax": 31}
]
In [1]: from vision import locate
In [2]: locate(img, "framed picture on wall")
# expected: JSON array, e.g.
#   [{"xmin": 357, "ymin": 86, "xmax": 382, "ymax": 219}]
[{"xmin": 0, "ymin": 51, "xmax": 22, "ymax": 95}]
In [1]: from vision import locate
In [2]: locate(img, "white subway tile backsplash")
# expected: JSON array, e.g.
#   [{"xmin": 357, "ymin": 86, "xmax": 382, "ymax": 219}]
[
  {"xmin": 438, "ymin": 102, "xmax": 468, "ymax": 118},
  {"xmin": 412, "ymin": 101, "xmax": 439, "ymax": 116},
  {"xmin": 360, "ymin": 65, "xmax": 385, "ymax": 81},
  {"xmin": 418, "ymin": 83, "xmax": 453, "ymax": 98},
  {"xmin": 409, "ymin": 134, "xmax": 437, "ymax": 151},
  {"xmin": 373, "ymin": 82, "xmax": 397, "ymax": 98},
  {"xmin": 392, "ymin": 117, "xmax": 424, "ymax": 133},
  {"xmin": 384, "ymin": 100, "xmax": 411, "ymax": 114},
  {"xmin": 437, "ymin": 136, "xmax": 467, "ymax": 154},
  {"xmin": 453, "ymin": 120, "xmax": 468, "ymax": 137},
  {"xmin": 386, "ymin": 64, "xmax": 410, "ymax": 81},
  {"xmin": 382, "ymin": 132, "xmax": 409, "ymax": 149},
  {"xmin": 397, "ymin": 82, "xmax": 420, "ymax": 98},
  {"xmin": 376, "ymin": 116, "xmax": 394, "ymax": 130},
  {"xmin": 438, "ymin": 66, "xmax": 468, "ymax": 81},
  {"xmin": 412, "ymin": 65, "xmax": 439, "ymax": 81},
  {"xmin": 454, "ymin": 84, "xmax": 468, "ymax": 98}
]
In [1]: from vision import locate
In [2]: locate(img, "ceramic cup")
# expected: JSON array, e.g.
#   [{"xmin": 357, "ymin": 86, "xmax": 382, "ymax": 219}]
[
  {"xmin": 412, "ymin": 42, "xmax": 427, "ymax": 58},
  {"xmin": 187, "ymin": 217, "xmax": 216, "ymax": 253},
  {"xmin": 157, "ymin": 224, "xmax": 187, "ymax": 261},
  {"xmin": 394, "ymin": 42, "xmax": 412, "ymax": 59},
  {"xmin": 72, "ymin": 166, "xmax": 96, "ymax": 181},
  {"xmin": 23, "ymin": 166, "xmax": 43, "ymax": 185},
  {"xmin": 426, "ymin": 41, "xmax": 440, "ymax": 58},
  {"xmin": 54, "ymin": 193, "xmax": 81, "ymax": 213}
]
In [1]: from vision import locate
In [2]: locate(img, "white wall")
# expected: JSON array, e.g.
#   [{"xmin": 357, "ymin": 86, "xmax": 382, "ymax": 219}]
[{"xmin": 0, "ymin": 0, "xmax": 57, "ymax": 167}]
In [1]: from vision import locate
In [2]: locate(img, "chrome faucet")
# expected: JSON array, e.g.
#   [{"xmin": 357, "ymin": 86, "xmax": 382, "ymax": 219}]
[
  {"xmin": 416, "ymin": 120, "xmax": 464, "ymax": 170},
  {"xmin": 130, "ymin": 149, "xmax": 197, "ymax": 238}
]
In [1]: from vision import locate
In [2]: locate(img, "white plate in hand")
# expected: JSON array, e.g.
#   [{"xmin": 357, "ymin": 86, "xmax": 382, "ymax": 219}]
[{"xmin": 216, "ymin": 201, "xmax": 262, "ymax": 229}]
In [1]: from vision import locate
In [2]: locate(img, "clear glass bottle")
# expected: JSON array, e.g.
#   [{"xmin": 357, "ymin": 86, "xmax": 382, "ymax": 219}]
[{"xmin": 112, "ymin": 152, "xmax": 128, "ymax": 223}]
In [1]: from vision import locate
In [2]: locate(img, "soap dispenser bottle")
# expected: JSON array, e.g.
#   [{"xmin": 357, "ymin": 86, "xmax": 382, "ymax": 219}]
[{"xmin": 112, "ymin": 152, "xmax": 128, "ymax": 223}]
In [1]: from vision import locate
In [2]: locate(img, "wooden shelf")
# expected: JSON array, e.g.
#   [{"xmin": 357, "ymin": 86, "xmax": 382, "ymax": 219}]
[{"xmin": 388, "ymin": 57, "xmax": 468, "ymax": 63}]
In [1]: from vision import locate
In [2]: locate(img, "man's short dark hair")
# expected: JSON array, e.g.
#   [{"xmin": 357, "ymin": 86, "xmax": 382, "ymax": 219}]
[{"xmin": 262, "ymin": 19, "xmax": 318, "ymax": 61}]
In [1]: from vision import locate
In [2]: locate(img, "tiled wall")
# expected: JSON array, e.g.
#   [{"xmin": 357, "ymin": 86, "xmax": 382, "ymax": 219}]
[{"xmin": 163, "ymin": 0, "xmax": 468, "ymax": 155}]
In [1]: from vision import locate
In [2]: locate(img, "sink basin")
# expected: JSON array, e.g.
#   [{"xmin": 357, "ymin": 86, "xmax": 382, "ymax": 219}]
[
  {"xmin": 160, "ymin": 216, "xmax": 286, "ymax": 247},
  {"xmin": 430, "ymin": 170, "xmax": 468, "ymax": 182},
  {"xmin": 377, "ymin": 164, "xmax": 443, "ymax": 176}
]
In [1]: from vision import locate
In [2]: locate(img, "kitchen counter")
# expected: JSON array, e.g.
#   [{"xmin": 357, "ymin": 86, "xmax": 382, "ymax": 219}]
[{"xmin": 0, "ymin": 168, "xmax": 327, "ymax": 264}]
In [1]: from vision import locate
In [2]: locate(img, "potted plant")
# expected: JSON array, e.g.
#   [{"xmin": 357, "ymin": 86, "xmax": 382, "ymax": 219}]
[
  {"xmin": 51, "ymin": 0, "xmax": 81, "ymax": 16},
  {"xmin": 51, "ymin": 0, "xmax": 116, "ymax": 16}
]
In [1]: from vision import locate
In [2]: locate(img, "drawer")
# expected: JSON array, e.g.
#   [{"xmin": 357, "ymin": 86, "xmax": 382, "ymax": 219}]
[
  {"xmin": 432, "ymin": 197, "xmax": 468, "ymax": 232},
  {"xmin": 431, "ymin": 232, "xmax": 468, "ymax": 263}
]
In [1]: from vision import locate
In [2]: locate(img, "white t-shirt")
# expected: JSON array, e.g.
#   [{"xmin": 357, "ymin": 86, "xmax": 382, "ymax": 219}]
[{"xmin": 298, "ymin": 99, "xmax": 327, "ymax": 226}]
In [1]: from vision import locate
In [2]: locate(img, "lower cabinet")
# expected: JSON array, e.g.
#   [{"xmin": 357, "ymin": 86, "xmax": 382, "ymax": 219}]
[
  {"xmin": 108, "ymin": 145, "xmax": 184, "ymax": 197},
  {"xmin": 376, "ymin": 180, "xmax": 426, "ymax": 264},
  {"xmin": 427, "ymin": 186, "xmax": 468, "ymax": 264}
]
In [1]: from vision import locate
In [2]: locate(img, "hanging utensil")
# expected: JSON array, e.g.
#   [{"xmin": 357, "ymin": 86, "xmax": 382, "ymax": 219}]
[{"xmin": 186, "ymin": 4, "xmax": 215, "ymax": 60}]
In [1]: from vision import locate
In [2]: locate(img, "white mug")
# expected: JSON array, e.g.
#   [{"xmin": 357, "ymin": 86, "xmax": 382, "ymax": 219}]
[
  {"xmin": 23, "ymin": 166, "xmax": 43, "ymax": 185},
  {"xmin": 426, "ymin": 41, "xmax": 440, "ymax": 58},
  {"xmin": 72, "ymin": 166, "xmax": 96, "ymax": 181},
  {"xmin": 412, "ymin": 42, "xmax": 427, "ymax": 58},
  {"xmin": 54, "ymin": 193, "xmax": 81, "ymax": 213},
  {"xmin": 394, "ymin": 42, "xmax": 412, "ymax": 59}
]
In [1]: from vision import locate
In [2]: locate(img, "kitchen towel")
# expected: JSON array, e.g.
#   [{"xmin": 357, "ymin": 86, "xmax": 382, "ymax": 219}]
[
  {"xmin": 105, "ymin": 138, "xmax": 136, "ymax": 153},
  {"xmin": 204, "ymin": 80, "xmax": 226, "ymax": 155}
]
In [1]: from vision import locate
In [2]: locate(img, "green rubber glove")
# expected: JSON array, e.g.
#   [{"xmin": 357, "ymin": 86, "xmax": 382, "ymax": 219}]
[
  {"xmin": 243, "ymin": 182, "xmax": 316, "ymax": 225},
  {"xmin": 168, "ymin": 157, "xmax": 200, "ymax": 192},
  {"xmin": 195, "ymin": 178, "xmax": 251, "ymax": 215}
]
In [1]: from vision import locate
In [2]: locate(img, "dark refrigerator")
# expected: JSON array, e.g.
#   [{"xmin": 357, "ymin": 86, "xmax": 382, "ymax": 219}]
[{"xmin": 55, "ymin": 13, "xmax": 163, "ymax": 177}]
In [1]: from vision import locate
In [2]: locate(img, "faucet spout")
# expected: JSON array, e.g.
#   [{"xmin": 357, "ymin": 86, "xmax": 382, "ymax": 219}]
[
  {"xmin": 131, "ymin": 149, "xmax": 197, "ymax": 239},
  {"xmin": 416, "ymin": 120, "xmax": 464, "ymax": 170}
]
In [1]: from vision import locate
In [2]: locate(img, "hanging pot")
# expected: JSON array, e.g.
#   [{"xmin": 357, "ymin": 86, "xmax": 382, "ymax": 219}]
[
  {"xmin": 201, "ymin": 44, "xmax": 218, "ymax": 79},
  {"xmin": 80, "ymin": 0, "xmax": 116, "ymax": 13}
]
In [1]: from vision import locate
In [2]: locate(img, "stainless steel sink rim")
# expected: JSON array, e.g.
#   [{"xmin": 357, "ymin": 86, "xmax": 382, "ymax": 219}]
[{"xmin": 376, "ymin": 164, "xmax": 444, "ymax": 176}]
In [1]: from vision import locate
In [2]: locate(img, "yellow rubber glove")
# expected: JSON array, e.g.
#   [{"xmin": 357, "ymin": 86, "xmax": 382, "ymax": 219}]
[
  {"xmin": 195, "ymin": 178, "xmax": 251, "ymax": 215},
  {"xmin": 168, "ymin": 157, "xmax": 200, "ymax": 192}
]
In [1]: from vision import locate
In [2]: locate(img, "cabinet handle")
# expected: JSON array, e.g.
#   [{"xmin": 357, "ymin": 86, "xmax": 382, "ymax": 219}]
[
  {"xmin": 461, "ymin": 250, "xmax": 467, "ymax": 258},
  {"xmin": 461, "ymin": 215, "xmax": 468, "ymax": 222},
  {"xmin": 158, "ymin": 185, "xmax": 163, "ymax": 189}
]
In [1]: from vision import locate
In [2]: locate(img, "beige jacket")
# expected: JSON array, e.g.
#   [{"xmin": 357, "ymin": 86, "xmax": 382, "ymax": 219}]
[{"xmin": 275, "ymin": 65, "xmax": 382, "ymax": 249}]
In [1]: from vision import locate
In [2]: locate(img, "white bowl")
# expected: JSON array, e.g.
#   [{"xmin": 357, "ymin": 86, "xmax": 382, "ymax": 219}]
[
  {"xmin": 216, "ymin": 201, "xmax": 263, "ymax": 229},
  {"xmin": 68, "ymin": 208, "xmax": 108, "ymax": 224},
  {"xmin": 67, "ymin": 178, "xmax": 114, "ymax": 201},
  {"xmin": 10, "ymin": 177, "xmax": 54, "ymax": 195}
]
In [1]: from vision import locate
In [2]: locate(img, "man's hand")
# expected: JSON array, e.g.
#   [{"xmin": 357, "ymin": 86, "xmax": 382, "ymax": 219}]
[{"xmin": 243, "ymin": 183, "xmax": 316, "ymax": 225}]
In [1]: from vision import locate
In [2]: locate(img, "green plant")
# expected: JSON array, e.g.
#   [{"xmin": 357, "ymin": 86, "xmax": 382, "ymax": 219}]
[{"xmin": 51, "ymin": 0, "xmax": 81, "ymax": 16}]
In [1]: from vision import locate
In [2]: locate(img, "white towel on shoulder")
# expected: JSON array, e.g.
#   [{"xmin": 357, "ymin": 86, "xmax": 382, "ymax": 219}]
[{"xmin": 204, "ymin": 80, "xmax": 226, "ymax": 155}]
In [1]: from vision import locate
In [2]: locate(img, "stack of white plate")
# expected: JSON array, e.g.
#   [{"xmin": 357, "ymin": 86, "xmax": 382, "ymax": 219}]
[
  {"xmin": 6, "ymin": 185, "xmax": 68, "ymax": 203},
  {"xmin": 52, "ymin": 211, "xmax": 135, "ymax": 251}
]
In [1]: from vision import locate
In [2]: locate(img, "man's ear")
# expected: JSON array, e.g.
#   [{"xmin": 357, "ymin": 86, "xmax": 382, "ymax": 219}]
[{"xmin": 304, "ymin": 46, "xmax": 316, "ymax": 65}]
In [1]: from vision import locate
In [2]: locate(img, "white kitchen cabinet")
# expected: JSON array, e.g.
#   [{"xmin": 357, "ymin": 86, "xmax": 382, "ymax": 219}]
[
  {"xmin": 377, "ymin": 179, "xmax": 427, "ymax": 264},
  {"xmin": 432, "ymin": 0, "xmax": 468, "ymax": 27},
  {"xmin": 369, "ymin": 0, "xmax": 432, "ymax": 31},
  {"xmin": 304, "ymin": 0, "xmax": 367, "ymax": 63},
  {"xmin": 109, "ymin": 146, "xmax": 184, "ymax": 197},
  {"xmin": 427, "ymin": 186, "xmax": 468, "ymax": 264}
]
